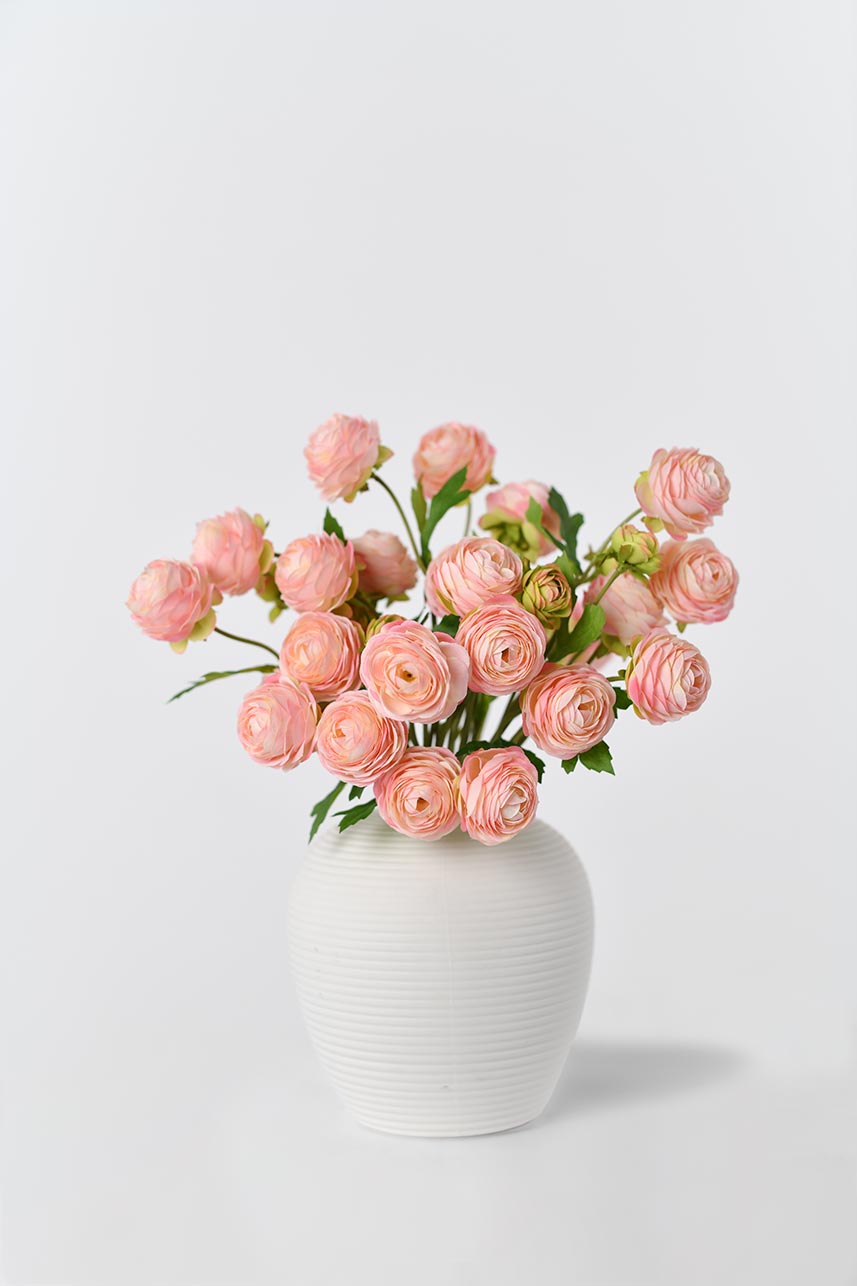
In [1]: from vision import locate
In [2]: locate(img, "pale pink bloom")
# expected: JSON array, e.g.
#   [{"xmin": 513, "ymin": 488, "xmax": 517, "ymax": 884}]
[
  {"xmin": 236, "ymin": 675, "xmax": 318, "ymax": 770},
  {"xmin": 315, "ymin": 690, "xmax": 408, "ymax": 785},
  {"xmin": 635, "ymin": 447, "xmax": 730, "ymax": 539},
  {"xmin": 374, "ymin": 747, "xmax": 461, "ymax": 840},
  {"xmin": 585, "ymin": 573, "xmax": 666, "ymax": 647},
  {"xmin": 458, "ymin": 746, "xmax": 539, "ymax": 846},
  {"xmin": 521, "ymin": 663, "xmax": 616, "ymax": 759},
  {"xmin": 353, "ymin": 529, "xmax": 418, "ymax": 599},
  {"xmin": 480, "ymin": 480, "xmax": 561, "ymax": 558},
  {"xmin": 191, "ymin": 507, "xmax": 267, "ymax": 596},
  {"xmin": 274, "ymin": 534, "xmax": 357, "ymax": 613},
  {"xmin": 279, "ymin": 611, "xmax": 362, "ymax": 701},
  {"xmin": 626, "ymin": 628, "xmax": 711, "ymax": 725},
  {"xmin": 457, "ymin": 595, "xmax": 547, "ymax": 695},
  {"xmin": 360, "ymin": 619, "xmax": 470, "ymax": 724},
  {"xmin": 413, "ymin": 422, "xmax": 496, "ymax": 498},
  {"xmin": 424, "ymin": 537, "xmax": 523, "ymax": 617},
  {"xmin": 126, "ymin": 559, "xmax": 215, "ymax": 644},
  {"xmin": 650, "ymin": 538, "xmax": 739, "ymax": 625},
  {"xmin": 304, "ymin": 414, "xmax": 384, "ymax": 502}
]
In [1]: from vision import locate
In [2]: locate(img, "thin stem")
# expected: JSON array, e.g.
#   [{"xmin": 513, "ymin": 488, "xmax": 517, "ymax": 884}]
[
  {"xmin": 591, "ymin": 567, "xmax": 623, "ymax": 606},
  {"xmin": 213, "ymin": 627, "xmax": 279, "ymax": 660},
  {"xmin": 510, "ymin": 729, "xmax": 527, "ymax": 746},
  {"xmin": 371, "ymin": 473, "xmax": 426, "ymax": 570},
  {"xmin": 494, "ymin": 696, "xmax": 521, "ymax": 739},
  {"xmin": 462, "ymin": 498, "xmax": 472, "ymax": 537}
]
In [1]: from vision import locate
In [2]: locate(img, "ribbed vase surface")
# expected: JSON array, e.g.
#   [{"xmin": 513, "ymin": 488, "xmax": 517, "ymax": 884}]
[{"xmin": 288, "ymin": 814, "xmax": 593, "ymax": 1137}]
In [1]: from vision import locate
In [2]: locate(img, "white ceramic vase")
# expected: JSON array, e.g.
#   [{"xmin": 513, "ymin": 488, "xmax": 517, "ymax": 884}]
[{"xmin": 288, "ymin": 813, "xmax": 593, "ymax": 1137}]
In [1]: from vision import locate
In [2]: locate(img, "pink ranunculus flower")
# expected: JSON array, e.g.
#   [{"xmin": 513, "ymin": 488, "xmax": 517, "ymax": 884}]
[
  {"xmin": 304, "ymin": 414, "xmax": 389, "ymax": 503},
  {"xmin": 457, "ymin": 595, "xmax": 547, "ymax": 696},
  {"xmin": 413, "ymin": 422, "xmax": 496, "ymax": 498},
  {"xmin": 585, "ymin": 572, "xmax": 666, "ymax": 647},
  {"xmin": 274, "ymin": 533, "xmax": 358, "ymax": 613},
  {"xmin": 424, "ymin": 537, "xmax": 523, "ymax": 617},
  {"xmin": 315, "ymin": 690, "xmax": 408, "ymax": 785},
  {"xmin": 635, "ymin": 447, "xmax": 730, "ymax": 539},
  {"xmin": 650, "ymin": 538, "xmax": 739, "ymax": 625},
  {"xmin": 360, "ymin": 620, "xmax": 470, "ymax": 724},
  {"xmin": 626, "ymin": 628, "xmax": 711, "ymax": 725},
  {"xmin": 374, "ymin": 747, "xmax": 462, "ymax": 840},
  {"xmin": 458, "ymin": 746, "xmax": 539, "ymax": 846},
  {"xmin": 353, "ymin": 529, "xmax": 419, "ymax": 599},
  {"xmin": 479, "ymin": 480, "xmax": 561, "ymax": 559},
  {"xmin": 279, "ymin": 611, "xmax": 362, "ymax": 701},
  {"xmin": 126, "ymin": 559, "xmax": 215, "ymax": 647},
  {"xmin": 191, "ymin": 507, "xmax": 270, "ymax": 596},
  {"xmin": 236, "ymin": 674, "xmax": 318, "ymax": 770},
  {"xmin": 521, "ymin": 663, "xmax": 616, "ymax": 759}
]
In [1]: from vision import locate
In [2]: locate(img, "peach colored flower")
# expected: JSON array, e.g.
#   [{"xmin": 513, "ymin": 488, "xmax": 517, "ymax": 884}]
[
  {"xmin": 353, "ymin": 529, "xmax": 418, "ymax": 599},
  {"xmin": 237, "ymin": 674, "xmax": 318, "ymax": 770},
  {"xmin": 274, "ymin": 534, "xmax": 357, "ymax": 613},
  {"xmin": 315, "ymin": 690, "xmax": 408, "ymax": 785},
  {"xmin": 191, "ymin": 507, "xmax": 270, "ymax": 596},
  {"xmin": 424, "ymin": 537, "xmax": 523, "ymax": 617},
  {"xmin": 374, "ymin": 747, "xmax": 461, "ymax": 839},
  {"xmin": 626, "ymin": 628, "xmax": 711, "ymax": 725},
  {"xmin": 650, "ymin": 538, "xmax": 739, "ymax": 625},
  {"xmin": 635, "ymin": 447, "xmax": 730, "ymax": 539},
  {"xmin": 304, "ymin": 414, "xmax": 387, "ymax": 503},
  {"xmin": 480, "ymin": 480, "xmax": 560, "ymax": 559},
  {"xmin": 279, "ymin": 611, "xmax": 362, "ymax": 701},
  {"xmin": 458, "ymin": 747, "xmax": 539, "ymax": 845},
  {"xmin": 413, "ymin": 422, "xmax": 496, "ymax": 498},
  {"xmin": 360, "ymin": 619, "xmax": 470, "ymax": 724},
  {"xmin": 521, "ymin": 663, "xmax": 616, "ymax": 759},
  {"xmin": 585, "ymin": 573, "xmax": 666, "ymax": 647},
  {"xmin": 126, "ymin": 559, "xmax": 215, "ymax": 646},
  {"xmin": 457, "ymin": 595, "xmax": 547, "ymax": 695}
]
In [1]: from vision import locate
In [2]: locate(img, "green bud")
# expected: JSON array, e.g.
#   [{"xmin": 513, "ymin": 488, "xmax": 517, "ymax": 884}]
[
  {"xmin": 609, "ymin": 523, "xmax": 661, "ymax": 575},
  {"xmin": 365, "ymin": 613, "xmax": 405, "ymax": 639},
  {"xmin": 480, "ymin": 511, "xmax": 545, "ymax": 562},
  {"xmin": 521, "ymin": 564, "xmax": 573, "ymax": 627}
]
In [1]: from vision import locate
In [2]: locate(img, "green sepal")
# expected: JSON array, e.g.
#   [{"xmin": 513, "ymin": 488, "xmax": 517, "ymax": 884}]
[
  {"xmin": 579, "ymin": 741, "xmax": 614, "ymax": 774},
  {"xmin": 562, "ymin": 756, "xmax": 578, "ymax": 773},
  {"xmin": 612, "ymin": 687, "xmax": 633, "ymax": 711},
  {"xmin": 435, "ymin": 614, "xmax": 460, "ymax": 637}
]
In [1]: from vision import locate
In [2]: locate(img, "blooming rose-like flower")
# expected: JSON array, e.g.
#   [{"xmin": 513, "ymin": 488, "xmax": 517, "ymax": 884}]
[
  {"xmin": 479, "ymin": 480, "xmax": 561, "ymax": 560},
  {"xmin": 413, "ymin": 422, "xmax": 496, "ymax": 498},
  {"xmin": 650, "ymin": 538, "xmax": 739, "ymax": 625},
  {"xmin": 315, "ymin": 690, "xmax": 408, "ymax": 785},
  {"xmin": 304, "ymin": 414, "xmax": 389, "ymax": 503},
  {"xmin": 191, "ymin": 507, "xmax": 271, "ymax": 596},
  {"xmin": 635, "ymin": 447, "xmax": 731, "ymax": 539},
  {"xmin": 236, "ymin": 674, "xmax": 318, "ymax": 770},
  {"xmin": 458, "ymin": 746, "xmax": 539, "ymax": 845},
  {"xmin": 521, "ymin": 564, "xmax": 573, "ymax": 627},
  {"xmin": 274, "ymin": 534, "xmax": 358, "ymax": 613},
  {"xmin": 360, "ymin": 619, "xmax": 470, "ymax": 724},
  {"xmin": 279, "ymin": 611, "xmax": 362, "ymax": 701},
  {"xmin": 424, "ymin": 537, "xmax": 523, "ymax": 617},
  {"xmin": 521, "ymin": 663, "xmax": 616, "ymax": 759},
  {"xmin": 374, "ymin": 747, "xmax": 461, "ymax": 839},
  {"xmin": 126, "ymin": 559, "xmax": 215, "ymax": 647},
  {"xmin": 457, "ymin": 595, "xmax": 547, "ymax": 695},
  {"xmin": 353, "ymin": 529, "xmax": 418, "ymax": 599},
  {"xmin": 626, "ymin": 628, "xmax": 711, "ymax": 725},
  {"xmin": 584, "ymin": 573, "xmax": 666, "ymax": 648}
]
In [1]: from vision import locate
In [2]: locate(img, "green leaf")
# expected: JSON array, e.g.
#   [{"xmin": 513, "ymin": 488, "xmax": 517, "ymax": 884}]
[
  {"xmin": 548, "ymin": 488, "xmax": 584, "ymax": 573},
  {"xmin": 334, "ymin": 799, "xmax": 378, "ymax": 832},
  {"xmin": 612, "ymin": 687, "xmax": 632, "ymax": 711},
  {"xmin": 168, "ymin": 665, "xmax": 276, "ymax": 703},
  {"xmin": 457, "ymin": 740, "xmax": 494, "ymax": 759},
  {"xmin": 435, "ymin": 614, "xmax": 460, "ymax": 637},
  {"xmin": 579, "ymin": 741, "xmax": 615, "ymax": 774},
  {"xmin": 421, "ymin": 467, "xmax": 470, "ymax": 560},
  {"xmin": 348, "ymin": 784, "xmax": 365, "ymax": 800},
  {"xmin": 521, "ymin": 748, "xmax": 546, "ymax": 783},
  {"xmin": 411, "ymin": 482, "xmax": 428, "ymax": 532},
  {"xmin": 564, "ymin": 603, "xmax": 605, "ymax": 654},
  {"xmin": 524, "ymin": 498, "xmax": 562, "ymax": 551},
  {"xmin": 309, "ymin": 781, "xmax": 346, "ymax": 842},
  {"xmin": 562, "ymin": 756, "xmax": 578, "ymax": 773},
  {"xmin": 555, "ymin": 551, "xmax": 579, "ymax": 584},
  {"xmin": 323, "ymin": 508, "xmax": 346, "ymax": 542}
]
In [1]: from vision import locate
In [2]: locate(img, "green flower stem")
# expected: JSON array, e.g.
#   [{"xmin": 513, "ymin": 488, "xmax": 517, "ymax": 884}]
[
  {"xmin": 510, "ymin": 729, "xmax": 527, "ymax": 746},
  {"xmin": 494, "ymin": 695, "xmax": 521, "ymax": 740},
  {"xmin": 371, "ymin": 473, "xmax": 426, "ymax": 571},
  {"xmin": 213, "ymin": 627, "xmax": 279, "ymax": 659},
  {"xmin": 462, "ymin": 498, "xmax": 472, "ymax": 537},
  {"xmin": 591, "ymin": 567, "xmax": 623, "ymax": 605}
]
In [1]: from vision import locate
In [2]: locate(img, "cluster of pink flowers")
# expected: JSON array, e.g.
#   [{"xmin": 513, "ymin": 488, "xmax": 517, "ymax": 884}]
[{"xmin": 129, "ymin": 416, "xmax": 737, "ymax": 845}]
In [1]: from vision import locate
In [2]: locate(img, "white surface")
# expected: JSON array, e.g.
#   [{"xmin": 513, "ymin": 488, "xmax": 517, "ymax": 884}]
[
  {"xmin": 1, "ymin": 1, "xmax": 855, "ymax": 1282},
  {"xmin": 290, "ymin": 816, "xmax": 593, "ymax": 1135}
]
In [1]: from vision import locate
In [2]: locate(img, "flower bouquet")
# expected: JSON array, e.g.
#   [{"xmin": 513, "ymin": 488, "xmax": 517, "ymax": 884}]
[{"xmin": 128, "ymin": 418, "xmax": 737, "ymax": 845}]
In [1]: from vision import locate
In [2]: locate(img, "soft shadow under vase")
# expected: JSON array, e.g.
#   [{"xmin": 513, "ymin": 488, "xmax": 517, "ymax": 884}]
[{"xmin": 288, "ymin": 814, "xmax": 593, "ymax": 1137}]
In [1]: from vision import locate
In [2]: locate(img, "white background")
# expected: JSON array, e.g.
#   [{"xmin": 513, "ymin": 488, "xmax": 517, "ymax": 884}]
[{"xmin": 1, "ymin": 2, "xmax": 855, "ymax": 1282}]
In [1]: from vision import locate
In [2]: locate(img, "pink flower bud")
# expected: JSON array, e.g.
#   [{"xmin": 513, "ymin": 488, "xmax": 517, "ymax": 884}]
[{"xmin": 413, "ymin": 422, "xmax": 495, "ymax": 498}]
